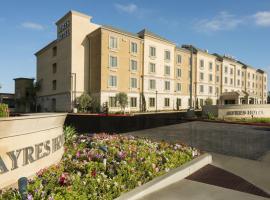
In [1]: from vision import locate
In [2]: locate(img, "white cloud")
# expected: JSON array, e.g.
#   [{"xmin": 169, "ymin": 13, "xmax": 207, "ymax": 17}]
[
  {"xmin": 254, "ymin": 11, "xmax": 270, "ymax": 27},
  {"xmin": 195, "ymin": 11, "xmax": 244, "ymax": 33},
  {"xmin": 21, "ymin": 22, "xmax": 45, "ymax": 31},
  {"xmin": 114, "ymin": 3, "xmax": 138, "ymax": 14}
]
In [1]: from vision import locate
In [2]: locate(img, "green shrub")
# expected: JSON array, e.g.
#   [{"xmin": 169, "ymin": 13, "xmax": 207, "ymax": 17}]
[
  {"xmin": 206, "ymin": 112, "xmax": 215, "ymax": 120},
  {"xmin": 0, "ymin": 103, "xmax": 9, "ymax": 117},
  {"xmin": 76, "ymin": 93, "xmax": 92, "ymax": 112},
  {"xmin": 64, "ymin": 126, "xmax": 76, "ymax": 144},
  {"xmin": 205, "ymin": 98, "xmax": 213, "ymax": 105}
]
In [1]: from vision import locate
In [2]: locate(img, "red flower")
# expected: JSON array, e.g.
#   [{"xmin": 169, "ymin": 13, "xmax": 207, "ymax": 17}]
[{"xmin": 91, "ymin": 170, "xmax": 97, "ymax": 177}]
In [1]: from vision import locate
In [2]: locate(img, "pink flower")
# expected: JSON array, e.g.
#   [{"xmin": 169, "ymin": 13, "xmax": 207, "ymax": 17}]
[{"xmin": 58, "ymin": 172, "xmax": 70, "ymax": 186}]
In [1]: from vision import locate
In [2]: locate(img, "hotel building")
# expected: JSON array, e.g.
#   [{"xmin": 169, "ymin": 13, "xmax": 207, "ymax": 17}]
[{"xmin": 35, "ymin": 10, "xmax": 268, "ymax": 112}]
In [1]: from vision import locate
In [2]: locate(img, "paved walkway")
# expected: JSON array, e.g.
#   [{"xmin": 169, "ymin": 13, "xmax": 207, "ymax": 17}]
[
  {"xmin": 126, "ymin": 121, "xmax": 270, "ymax": 160},
  {"xmin": 125, "ymin": 121, "xmax": 270, "ymax": 199}
]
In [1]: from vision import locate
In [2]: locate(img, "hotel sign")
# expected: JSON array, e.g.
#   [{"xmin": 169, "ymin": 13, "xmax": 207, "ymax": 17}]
[
  {"xmin": 226, "ymin": 110, "xmax": 264, "ymax": 116},
  {"xmin": 0, "ymin": 134, "xmax": 64, "ymax": 175},
  {"xmin": 57, "ymin": 20, "xmax": 71, "ymax": 40}
]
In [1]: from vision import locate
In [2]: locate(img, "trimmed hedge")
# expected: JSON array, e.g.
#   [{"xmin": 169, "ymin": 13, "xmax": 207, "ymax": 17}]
[{"xmin": 0, "ymin": 103, "xmax": 9, "ymax": 117}]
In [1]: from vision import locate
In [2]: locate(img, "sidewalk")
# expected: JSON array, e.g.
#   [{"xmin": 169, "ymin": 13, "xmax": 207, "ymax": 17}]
[{"xmin": 137, "ymin": 153, "xmax": 270, "ymax": 200}]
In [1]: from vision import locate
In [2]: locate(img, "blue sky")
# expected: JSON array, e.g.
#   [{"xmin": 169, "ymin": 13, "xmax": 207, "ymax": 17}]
[{"xmin": 0, "ymin": 0, "xmax": 270, "ymax": 93}]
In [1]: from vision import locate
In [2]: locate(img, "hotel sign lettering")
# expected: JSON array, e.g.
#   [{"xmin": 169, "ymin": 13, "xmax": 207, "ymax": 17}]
[
  {"xmin": 226, "ymin": 110, "xmax": 264, "ymax": 116},
  {"xmin": 57, "ymin": 20, "xmax": 71, "ymax": 40},
  {"xmin": 0, "ymin": 134, "xmax": 64, "ymax": 175}
]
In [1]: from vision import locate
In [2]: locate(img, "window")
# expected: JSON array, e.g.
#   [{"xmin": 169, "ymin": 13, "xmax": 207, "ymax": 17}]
[
  {"xmin": 200, "ymin": 85, "xmax": 204, "ymax": 93},
  {"xmin": 242, "ymin": 71, "xmax": 244, "ymax": 77},
  {"xmin": 131, "ymin": 42, "xmax": 137, "ymax": 53},
  {"xmin": 177, "ymin": 55, "xmax": 182, "ymax": 64},
  {"xmin": 130, "ymin": 97, "xmax": 137, "ymax": 107},
  {"xmin": 149, "ymin": 46, "xmax": 156, "ymax": 57},
  {"xmin": 176, "ymin": 98, "xmax": 181, "ymax": 107},
  {"xmin": 176, "ymin": 68, "xmax": 181, "ymax": 78},
  {"xmin": 242, "ymin": 81, "xmax": 244, "ymax": 86},
  {"xmin": 149, "ymin": 79, "xmax": 156, "ymax": 90},
  {"xmin": 164, "ymin": 50, "xmax": 170, "ymax": 60},
  {"xmin": 237, "ymin": 79, "xmax": 240, "ymax": 86},
  {"xmin": 225, "ymin": 77, "xmax": 228, "ymax": 84},
  {"xmin": 230, "ymin": 68, "xmax": 233, "ymax": 75},
  {"xmin": 52, "ymin": 80, "xmax": 57, "ymax": 90},
  {"xmin": 149, "ymin": 63, "xmax": 156, "ymax": 73},
  {"xmin": 216, "ymin": 64, "xmax": 219, "ymax": 71},
  {"xmin": 230, "ymin": 78, "xmax": 233, "ymax": 85},
  {"xmin": 209, "ymin": 86, "xmax": 213, "ymax": 94},
  {"xmin": 109, "ymin": 75, "xmax": 117, "ymax": 87},
  {"xmin": 200, "ymin": 59, "xmax": 204, "ymax": 68},
  {"xmin": 237, "ymin": 70, "xmax": 240, "ymax": 76},
  {"xmin": 164, "ymin": 65, "xmax": 170, "ymax": 75},
  {"xmin": 216, "ymin": 76, "xmax": 219, "ymax": 82},
  {"xmin": 164, "ymin": 81, "xmax": 170, "ymax": 91},
  {"xmin": 225, "ymin": 66, "xmax": 228, "ymax": 73},
  {"xmin": 164, "ymin": 98, "xmax": 170, "ymax": 107},
  {"xmin": 52, "ymin": 63, "xmax": 57, "ymax": 73},
  {"xmin": 109, "ymin": 56, "xmax": 117, "ymax": 68},
  {"xmin": 149, "ymin": 98, "xmax": 155, "ymax": 107},
  {"xmin": 248, "ymin": 72, "xmax": 250, "ymax": 79},
  {"xmin": 209, "ymin": 74, "xmax": 213, "ymax": 82},
  {"xmin": 216, "ymin": 87, "xmax": 219, "ymax": 95},
  {"xmin": 176, "ymin": 83, "xmax": 181, "ymax": 92},
  {"xmin": 252, "ymin": 74, "xmax": 255, "ymax": 80},
  {"xmin": 209, "ymin": 62, "xmax": 213, "ymax": 71},
  {"xmin": 131, "ymin": 78, "xmax": 137, "ymax": 88},
  {"xmin": 109, "ymin": 97, "xmax": 117, "ymax": 107},
  {"xmin": 52, "ymin": 46, "xmax": 57, "ymax": 57},
  {"xmin": 130, "ymin": 60, "xmax": 137, "ymax": 71},
  {"xmin": 109, "ymin": 36, "xmax": 118, "ymax": 49},
  {"xmin": 200, "ymin": 72, "xmax": 204, "ymax": 80}
]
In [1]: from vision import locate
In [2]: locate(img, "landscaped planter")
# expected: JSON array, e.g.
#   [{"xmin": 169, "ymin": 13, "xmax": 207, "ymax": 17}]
[
  {"xmin": 0, "ymin": 130, "xmax": 200, "ymax": 200},
  {"xmin": 0, "ymin": 113, "xmax": 67, "ymax": 189}
]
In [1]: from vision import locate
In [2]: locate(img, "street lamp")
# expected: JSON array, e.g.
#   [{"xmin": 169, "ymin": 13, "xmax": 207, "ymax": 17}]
[{"xmin": 155, "ymin": 90, "xmax": 158, "ymax": 112}]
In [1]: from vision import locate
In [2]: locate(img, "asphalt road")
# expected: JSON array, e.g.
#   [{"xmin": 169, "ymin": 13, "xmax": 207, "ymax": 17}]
[{"xmin": 125, "ymin": 121, "xmax": 270, "ymax": 160}]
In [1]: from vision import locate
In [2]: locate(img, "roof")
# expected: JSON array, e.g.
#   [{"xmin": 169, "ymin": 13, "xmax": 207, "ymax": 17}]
[
  {"xmin": 220, "ymin": 91, "xmax": 247, "ymax": 98},
  {"xmin": 14, "ymin": 78, "xmax": 35, "ymax": 81},
  {"xmin": 101, "ymin": 25, "xmax": 140, "ymax": 39},
  {"xmin": 175, "ymin": 46, "xmax": 191, "ymax": 53},
  {"xmin": 56, "ymin": 10, "xmax": 92, "ymax": 25},
  {"xmin": 138, "ymin": 29, "xmax": 175, "ymax": 45},
  {"xmin": 35, "ymin": 40, "xmax": 57, "ymax": 56}
]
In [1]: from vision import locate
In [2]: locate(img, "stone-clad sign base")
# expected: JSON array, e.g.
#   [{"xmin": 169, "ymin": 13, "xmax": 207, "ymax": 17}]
[
  {"xmin": 0, "ymin": 113, "xmax": 67, "ymax": 189},
  {"xmin": 202, "ymin": 104, "xmax": 270, "ymax": 119}
]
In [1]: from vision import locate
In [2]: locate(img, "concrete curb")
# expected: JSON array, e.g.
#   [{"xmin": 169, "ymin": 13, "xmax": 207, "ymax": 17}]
[{"xmin": 115, "ymin": 153, "xmax": 212, "ymax": 200}]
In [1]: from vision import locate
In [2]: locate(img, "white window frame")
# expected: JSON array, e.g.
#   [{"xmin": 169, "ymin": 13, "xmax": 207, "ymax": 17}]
[
  {"xmin": 176, "ymin": 68, "xmax": 181, "ymax": 78},
  {"xmin": 177, "ymin": 54, "xmax": 182, "ymax": 64},
  {"xmin": 130, "ymin": 77, "xmax": 137, "ymax": 89},
  {"xmin": 164, "ymin": 65, "xmax": 170, "ymax": 76},
  {"xmin": 130, "ymin": 59, "xmax": 138, "ymax": 72},
  {"xmin": 108, "ymin": 75, "xmax": 117, "ymax": 88},
  {"xmin": 176, "ymin": 83, "xmax": 181, "ymax": 92},
  {"xmin": 149, "ymin": 79, "xmax": 156, "ymax": 90},
  {"xmin": 109, "ymin": 55, "xmax": 118, "ymax": 68},
  {"xmin": 149, "ymin": 62, "xmax": 156, "ymax": 74},
  {"xmin": 109, "ymin": 35, "xmax": 118, "ymax": 50},
  {"xmin": 149, "ymin": 46, "xmax": 156, "ymax": 57},
  {"xmin": 130, "ymin": 41, "xmax": 138, "ymax": 54},
  {"xmin": 164, "ymin": 50, "xmax": 171, "ymax": 61},
  {"xmin": 164, "ymin": 81, "xmax": 170, "ymax": 91}
]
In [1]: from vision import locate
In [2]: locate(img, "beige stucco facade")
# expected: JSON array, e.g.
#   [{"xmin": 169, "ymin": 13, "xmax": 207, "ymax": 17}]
[{"xmin": 35, "ymin": 10, "xmax": 268, "ymax": 112}]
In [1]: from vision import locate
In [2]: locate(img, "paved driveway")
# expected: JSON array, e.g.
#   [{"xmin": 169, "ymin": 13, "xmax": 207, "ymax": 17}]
[{"xmin": 126, "ymin": 121, "xmax": 270, "ymax": 160}]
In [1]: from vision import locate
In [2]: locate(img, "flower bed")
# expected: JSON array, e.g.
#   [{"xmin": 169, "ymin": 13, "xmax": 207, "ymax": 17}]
[{"xmin": 0, "ymin": 127, "xmax": 200, "ymax": 200}]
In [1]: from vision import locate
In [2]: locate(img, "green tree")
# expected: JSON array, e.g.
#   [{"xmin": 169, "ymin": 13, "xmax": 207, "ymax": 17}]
[
  {"xmin": 205, "ymin": 98, "xmax": 213, "ymax": 105},
  {"xmin": 76, "ymin": 93, "xmax": 92, "ymax": 112},
  {"xmin": 116, "ymin": 92, "xmax": 128, "ymax": 113}
]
